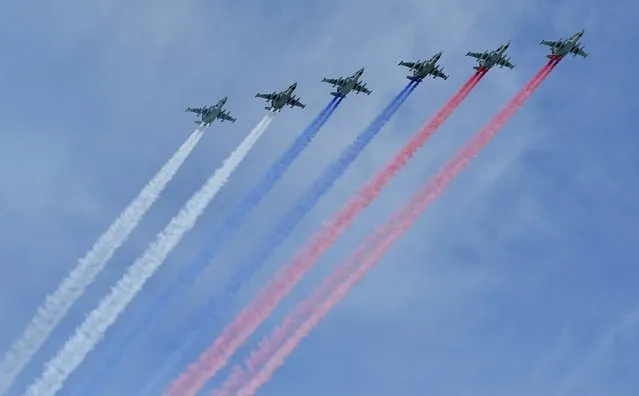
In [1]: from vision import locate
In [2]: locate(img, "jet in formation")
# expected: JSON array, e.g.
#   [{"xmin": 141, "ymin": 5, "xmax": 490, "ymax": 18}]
[
  {"xmin": 255, "ymin": 82, "xmax": 306, "ymax": 112},
  {"xmin": 185, "ymin": 34, "xmax": 587, "ymax": 123},
  {"xmin": 398, "ymin": 52, "xmax": 449, "ymax": 81},
  {"xmin": 540, "ymin": 29, "xmax": 588, "ymax": 59},
  {"xmin": 186, "ymin": 97, "xmax": 236, "ymax": 127},
  {"xmin": 322, "ymin": 67, "xmax": 372, "ymax": 97},
  {"xmin": 466, "ymin": 42, "xmax": 515, "ymax": 71}
]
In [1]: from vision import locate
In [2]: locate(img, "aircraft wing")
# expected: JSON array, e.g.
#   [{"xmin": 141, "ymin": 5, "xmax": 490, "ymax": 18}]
[
  {"xmin": 218, "ymin": 111, "xmax": 236, "ymax": 122},
  {"xmin": 571, "ymin": 46, "xmax": 588, "ymax": 57},
  {"xmin": 186, "ymin": 107, "xmax": 205, "ymax": 115},
  {"xmin": 353, "ymin": 81, "xmax": 371, "ymax": 95},
  {"xmin": 398, "ymin": 61, "xmax": 417, "ymax": 69},
  {"xmin": 256, "ymin": 92, "xmax": 277, "ymax": 101},
  {"xmin": 497, "ymin": 57, "xmax": 515, "ymax": 69},
  {"xmin": 432, "ymin": 67, "xmax": 449, "ymax": 80},
  {"xmin": 287, "ymin": 97, "xmax": 306, "ymax": 108},
  {"xmin": 322, "ymin": 77, "xmax": 345, "ymax": 87},
  {"xmin": 466, "ymin": 51, "xmax": 486, "ymax": 59},
  {"xmin": 539, "ymin": 39, "xmax": 559, "ymax": 47}
]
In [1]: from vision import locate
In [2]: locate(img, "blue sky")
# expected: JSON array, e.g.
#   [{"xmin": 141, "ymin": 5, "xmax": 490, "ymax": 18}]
[{"xmin": 0, "ymin": 0, "xmax": 637, "ymax": 395}]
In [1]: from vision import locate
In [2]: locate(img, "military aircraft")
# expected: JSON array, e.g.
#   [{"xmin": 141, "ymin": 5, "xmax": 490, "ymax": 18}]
[
  {"xmin": 466, "ymin": 42, "xmax": 515, "ymax": 71},
  {"xmin": 255, "ymin": 82, "xmax": 306, "ymax": 112},
  {"xmin": 186, "ymin": 97, "xmax": 236, "ymax": 127},
  {"xmin": 321, "ymin": 67, "xmax": 371, "ymax": 97},
  {"xmin": 398, "ymin": 52, "xmax": 449, "ymax": 81},
  {"xmin": 540, "ymin": 29, "xmax": 588, "ymax": 59}
]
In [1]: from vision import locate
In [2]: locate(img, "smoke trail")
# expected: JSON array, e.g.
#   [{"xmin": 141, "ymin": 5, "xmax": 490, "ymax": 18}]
[
  {"xmin": 157, "ymin": 82, "xmax": 415, "ymax": 396},
  {"xmin": 166, "ymin": 72, "xmax": 484, "ymax": 396},
  {"xmin": 22, "ymin": 115, "xmax": 274, "ymax": 396},
  {"xmin": 133, "ymin": 99, "xmax": 341, "ymax": 396},
  {"xmin": 213, "ymin": 233, "xmax": 380, "ymax": 396},
  {"xmin": 232, "ymin": 61, "xmax": 559, "ymax": 395},
  {"xmin": 69, "ymin": 99, "xmax": 340, "ymax": 396},
  {"xmin": 0, "ymin": 129, "xmax": 204, "ymax": 396},
  {"xmin": 163, "ymin": 79, "xmax": 446, "ymax": 396}
]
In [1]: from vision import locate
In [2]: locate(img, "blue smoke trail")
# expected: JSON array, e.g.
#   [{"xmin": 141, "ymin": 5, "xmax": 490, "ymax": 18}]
[
  {"xmin": 68, "ymin": 98, "xmax": 340, "ymax": 396},
  {"xmin": 137, "ymin": 81, "xmax": 418, "ymax": 395}
]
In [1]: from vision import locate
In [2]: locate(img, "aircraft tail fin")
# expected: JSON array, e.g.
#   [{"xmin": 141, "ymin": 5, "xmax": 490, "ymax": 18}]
[
  {"xmin": 406, "ymin": 76, "xmax": 421, "ymax": 82},
  {"xmin": 330, "ymin": 91, "xmax": 343, "ymax": 97}
]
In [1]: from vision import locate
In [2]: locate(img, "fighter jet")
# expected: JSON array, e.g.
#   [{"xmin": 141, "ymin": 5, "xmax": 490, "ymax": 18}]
[
  {"xmin": 186, "ymin": 97, "xmax": 236, "ymax": 127},
  {"xmin": 398, "ymin": 52, "xmax": 449, "ymax": 81},
  {"xmin": 255, "ymin": 82, "xmax": 306, "ymax": 112},
  {"xmin": 466, "ymin": 42, "xmax": 515, "ymax": 71},
  {"xmin": 321, "ymin": 67, "xmax": 371, "ymax": 97},
  {"xmin": 540, "ymin": 29, "xmax": 588, "ymax": 60}
]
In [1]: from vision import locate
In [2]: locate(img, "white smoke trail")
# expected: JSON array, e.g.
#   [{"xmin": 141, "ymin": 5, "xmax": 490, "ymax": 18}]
[
  {"xmin": 0, "ymin": 129, "xmax": 204, "ymax": 395},
  {"xmin": 23, "ymin": 115, "xmax": 274, "ymax": 396}
]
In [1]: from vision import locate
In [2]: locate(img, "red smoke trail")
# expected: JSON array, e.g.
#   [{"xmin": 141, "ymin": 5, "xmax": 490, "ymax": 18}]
[
  {"xmin": 226, "ymin": 60, "xmax": 559, "ymax": 395},
  {"xmin": 165, "ymin": 72, "xmax": 486, "ymax": 396},
  {"xmin": 212, "ymin": 233, "xmax": 386, "ymax": 395}
]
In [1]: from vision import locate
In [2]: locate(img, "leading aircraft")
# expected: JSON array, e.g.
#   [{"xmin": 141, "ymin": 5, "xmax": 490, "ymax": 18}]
[
  {"xmin": 540, "ymin": 29, "xmax": 588, "ymax": 59},
  {"xmin": 321, "ymin": 67, "xmax": 371, "ymax": 97},
  {"xmin": 255, "ymin": 82, "xmax": 306, "ymax": 112},
  {"xmin": 466, "ymin": 42, "xmax": 515, "ymax": 71},
  {"xmin": 398, "ymin": 52, "xmax": 449, "ymax": 81},
  {"xmin": 186, "ymin": 97, "xmax": 236, "ymax": 127}
]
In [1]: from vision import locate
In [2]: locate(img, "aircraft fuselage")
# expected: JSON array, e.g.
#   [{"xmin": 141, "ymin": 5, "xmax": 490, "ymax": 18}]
[
  {"xmin": 552, "ymin": 40, "xmax": 578, "ymax": 57},
  {"xmin": 269, "ymin": 84, "xmax": 297, "ymax": 110},
  {"xmin": 414, "ymin": 62, "xmax": 437, "ymax": 78},
  {"xmin": 270, "ymin": 95, "xmax": 286, "ymax": 110},
  {"xmin": 336, "ymin": 71, "xmax": 363, "ymax": 95},
  {"xmin": 480, "ymin": 50, "xmax": 505, "ymax": 68},
  {"xmin": 336, "ymin": 78, "xmax": 356, "ymax": 95},
  {"xmin": 201, "ymin": 111, "xmax": 215, "ymax": 124},
  {"xmin": 546, "ymin": 31, "xmax": 585, "ymax": 59}
]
